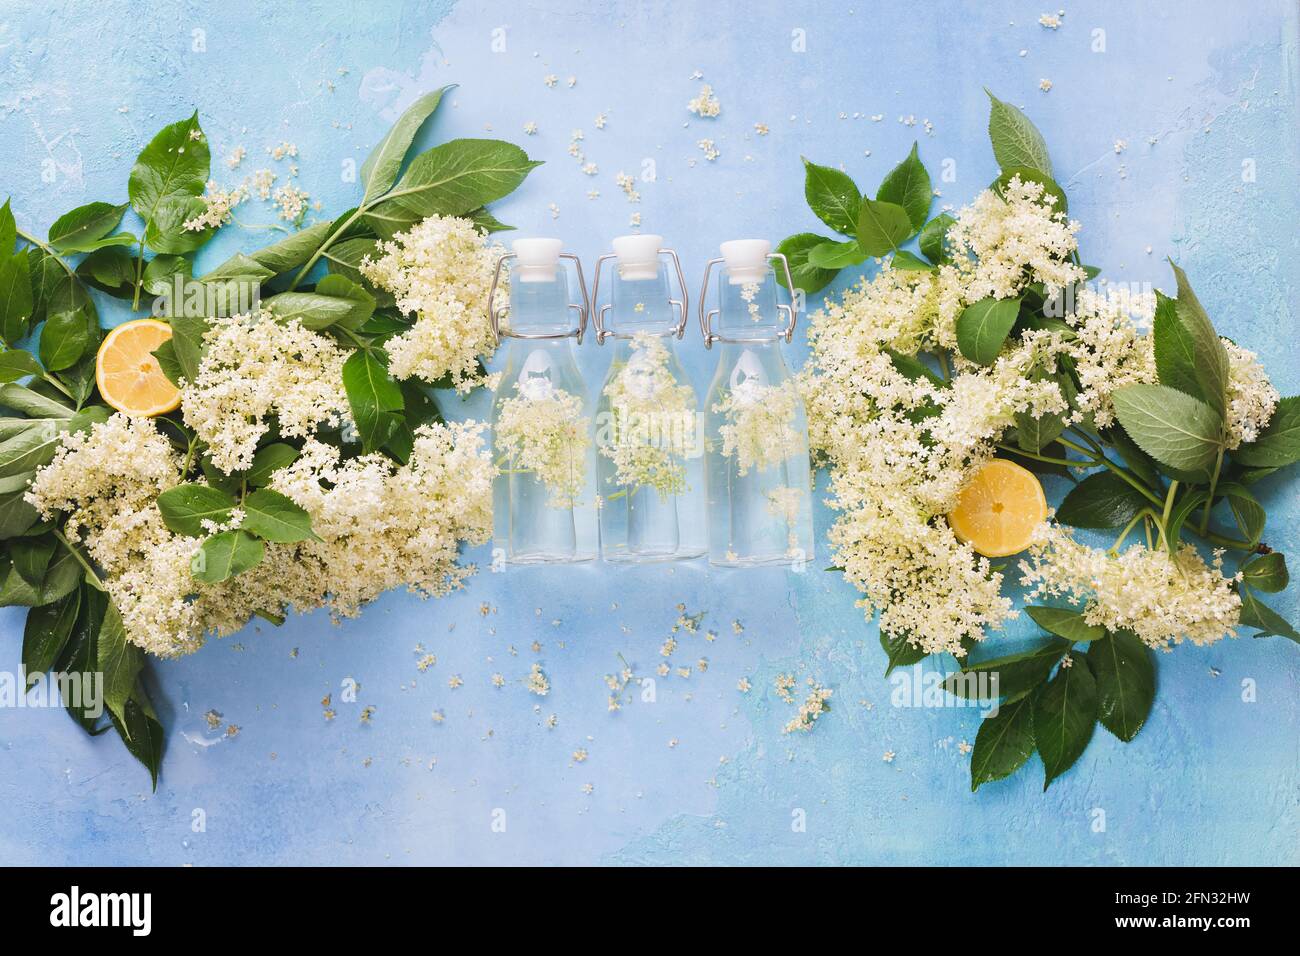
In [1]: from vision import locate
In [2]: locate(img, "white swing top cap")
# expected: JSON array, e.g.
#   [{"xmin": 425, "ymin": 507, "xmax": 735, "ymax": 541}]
[
  {"xmin": 512, "ymin": 237, "xmax": 564, "ymax": 283},
  {"xmin": 719, "ymin": 238, "xmax": 771, "ymax": 284},
  {"xmin": 611, "ymin": 234, "xmax": 663, "ymax": 281}
]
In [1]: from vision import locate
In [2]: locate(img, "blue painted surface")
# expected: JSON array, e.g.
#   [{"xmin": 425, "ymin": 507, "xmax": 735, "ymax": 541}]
[{"xmin": 1, "ymin": 0, "xmax": 1297, "ymax": 865}]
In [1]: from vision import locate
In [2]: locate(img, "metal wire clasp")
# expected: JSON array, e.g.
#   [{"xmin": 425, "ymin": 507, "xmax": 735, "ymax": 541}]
[
  {"xmin": 696, "ymin": 252, "xmax": 798, "ymax": 349},
  {"xmin": 487, "ymin": 252, "xmax": 591, "ymax": 345},
  {"xmin": 589, "ymin": 248, "xmax": 689, "ymax": 344}
]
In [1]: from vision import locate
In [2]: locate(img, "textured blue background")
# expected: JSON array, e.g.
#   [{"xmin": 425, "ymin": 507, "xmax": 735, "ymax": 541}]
[{"xmin": 1, "ymin": 0, "xmax": 1297, "ymax": 865}]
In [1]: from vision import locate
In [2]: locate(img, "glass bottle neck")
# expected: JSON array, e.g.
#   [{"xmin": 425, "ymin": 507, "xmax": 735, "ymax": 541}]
[{"xmin": 505, "ymin": 272, "xmax": 576, "ymax": 337}]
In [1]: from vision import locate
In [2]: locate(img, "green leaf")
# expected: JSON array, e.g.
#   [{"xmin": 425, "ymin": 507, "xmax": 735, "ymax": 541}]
[
  {"xmin": 801, "ymin": 158, "xmax": 861, "ymax": 235},
  {"xmin": 47, "ymin": 202, "xmax": 128, "ymax": 254},
  {"xmin": 1237, "ymin": 587, "xmax": 1300, "ymax": 642},
  {"xmin": 890, "ymin": 249, "xmax": 933, "ymax": 272},
  {"xmin": 970, "ymin": 693, "xmax": 1036, "ymax": 791},
  {"xmin": 774, "ymin": 233, "xmax": 839, "ymax": 294},
  {"xmin": 0, "ymin": 198, "xmax": 15, "ymax": 253},
  {"xmin": 1033, "ymin": 655, "xmax": 1097, "ymax": 789},
  {"xmin": 0, "ymin": 421, "xmax": 63, "ymax": 478},
  {"xmin": 360, "ymin": 86, "xmax": 452, "ymax": 204},
  {"xmin": 22, "ymin": 588, "xmax": 80, "ymax": 690},
  {"xmin": 363, "ymin": 139, "xmax": 542, "ymax": 238},
  {"xmin": 918, "ymin": 213, "xmax": 954, "ymax": 264},
  {"xmin": 855, "ymin": 198, "xmax": 913, "ymax": 257},
  {"xmin": 1167, "ymin": 262, "xmax": 1229, "ymax": 420},
  {"xmin": 55, "ymin": 585, "xmax": 110, "ymax": 734},
  {"xmin": 239, "ymin": 488, "xmax": 316, "ymax": 543},
  {"xmin": 806, "ymin": 239, "xmax": 868, "ymax": 270},
  {"xmin": 192, "ymin": 529, "xmax": 265, "ymax": 584},
  {"xmin": 156, "ymin": 482, "xmax": 236, "ymax": 536},
  {"xmin": 1104, "ymin": 425, "xmax": 1161, "ymax": 489},
  {"xmin": 142, "ymin": 253, "xmax": 193, "ymax": 296},
  {"xmin": 38, "ymin": 309, "xmax": 92, "ymax": 372},
  {"xmin": 95, "ymin": 600, "xmax": 142, "ymax": 728},
  {"xmin": 1054, "ymin": 471, "xmax": 1150, "ymax": 529},
  {"xmin": 110, "ymin": 681, "xmax": 165, "ymax": 789},
  {"xmin": 876, "ymin": 142, "xmax": 932, "ymax": 230},
  {"xmin": 883, "ymin": 348, "xmax": 946, "ymax": 387},
  {"xmin": 1086, "ymin": 630, "xmax": 1156, "ymax": 742},
  {"xmin": 1241, "ymin": 552, "xmax": 1288, "ymax": 593},
  {"xmin": 0, "ymin": 248, "xmax": 34, "ymax": 345},
  {"xmin": 1015, "ymin": 407, "xmax": 1066, "ymax": 454},
  {"xmin": 75, "ymin": 246, "xmax": 136, "ymax": 298},
  {"xmin": 248, "ymin": 219, "xmax": 336, "ymax": 275},
  {"xmin": 1232, "ymin": 395, "xmax": 1300, "ymax": 468},
  {"xmin": 128, "ymin": 112, "xmax": 209, "ymax": 226},
  {"xmin": 246, "ymin": 443, "xmax": 299, "ymax": 486},
  {"xmin": 986, "ymin": 90, "xmax": 1052, "ymax": 174},
  {"xmin": 465, "ymin": 206, "xmax": 513, "ymax": 233},
  {"xmin": 0, "ymin": 473, "xmax": 40, "ymax": 538},
  {"xmin": 881, "ymin": 630, "xmax": 927, "ymax": 675},
  {"xmin": 992, "ymin": 166, "xmax": 1067, "ymax": 213},
  {"xmin": 143, "ymin": 195, "xmax": 213, "ymax": 254},
  {"xmin": 342, "ymin": 349, "xmax": 404, "ymax": 453},
  {"xmin": 32, "ymin": 546, "xmax": 81, "ymax": 606},
  {"xmin": 943, "ymin": 638, "xmax": 1069, "ymax": 702},
  {"xmin": 164, "ymin": 315, "xmax": 210, "ymax": 385},
  {"xmin": 956, "ymin": 296, "xmax": 1019, "ymax": 364},
  {"xmin": 0, "ymin": 349, "xmax": 45, "ymax": 383},
  {"xmin": 10, "ymin": 533, "xmax": 55, "ymax": 586},
  {"xmin": 1025, "ymin": 605, "xmax": 1106, "ymax": 642},
  {"xmin": 263, "ymin": 276, "xmax": 375, "ymax": 331},
  {"xmin": 1164, "ymin": 488, "xmax": 1208, "ymax": 556},
  {"xmin": 1219, "ymin": 482, "xmax": 1264, "ymax": 549},
  {"xmin": 1112, "ymin": 384, "xmax": 1224, "ymax": 475}
]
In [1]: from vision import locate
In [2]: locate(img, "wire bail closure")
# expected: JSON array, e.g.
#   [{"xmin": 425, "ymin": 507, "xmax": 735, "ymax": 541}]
[
  {"xmin": 487, "ymin": 251, "xmax": 591, "ymax": 345},
  {"xmin": 696, "ymin": 252, "xmax": 798, "ymax": 350},
  {"xmin": 589, "ymin": 248, "xmax": 689, "ymax": 345}
]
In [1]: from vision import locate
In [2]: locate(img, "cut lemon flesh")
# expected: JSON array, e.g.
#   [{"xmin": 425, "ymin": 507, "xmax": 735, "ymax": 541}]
[
  {"xmin": 947, "ymin": 458, "xmax": 1047, "ymax": 558},
  {"xmin": 95, "ymin": 319, "xmax": 181, "ymax": 417}
]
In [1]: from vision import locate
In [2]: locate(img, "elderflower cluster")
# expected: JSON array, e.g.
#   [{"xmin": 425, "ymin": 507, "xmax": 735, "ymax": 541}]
[
  {"xmin": 713, "ymin": 377, "xmax": 804, "ymax": 476},
  {"xmin": 183, "ymin": 180, "xmax": 247, "ymax": 232},
  {"xmin": 1223, "ymin": 340, "xmax": 1278, "ymax": 449},
  {"xmin": 182, "ymin": 311, "xmax": 352, "ymax": 473},
  {"xmin": 1020, "ymin": 525, "xmax": 1241, "ymax": 650},
  {"xmin": 1061, "ymin": 287, "xmax": 1157, "ymax": 428},
  {"xmin": 494, "ymin": 382, "xmax": 590, "ymax": 508},
  {"xmin": 359, "ymin": 214, "xmax": 505, "ymax": 391},
  {"xmin": 783, "ymin": 679, "xmax": 833, "ymax": 734},
  {"xmin": 598, "ymin": 333, "xmax": 699, "ymax": 497},
  {"xmin": 27, "ymin": 416, "xmax": 494, "ymax": 657}
]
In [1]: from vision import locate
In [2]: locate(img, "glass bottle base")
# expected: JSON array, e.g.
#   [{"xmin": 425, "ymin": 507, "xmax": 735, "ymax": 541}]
[
  {"xmin": 603, "ymin": 547, "xmax": 707, "ymax": 564},
  {"xmin": 506, "ymin": 550, "xmax": 598, "ymax": 565},
  {"xmin": 708, "ymin": 551, "xmax": 809, "ymax": 568}
]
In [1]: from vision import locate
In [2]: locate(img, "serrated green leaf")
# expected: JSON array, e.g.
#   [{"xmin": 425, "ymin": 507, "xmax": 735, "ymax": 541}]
[
  {"xmin": 95, "ymin": 599, "xmax": 142, "ymax": 728},
  {"xmin": 986, "ymin": 90, "xmax": 1052, "ymax": 174},
  {"xmin": 876, "ymin": 142, "xmax": 932, "ymax": 230},
  {"xmin": 248, "ymin": 219, "xmax": 335, "ymax": 275},
  {"xmin": 0, "ymin": 349, "xmax": 45, "ymax": 384},
  {"xmin": 191, "ymin": 529, "xmax": 264, "ymax": 584},
  {"xmin": 1232, "ymin": 395, "xmax": 1300, "ymax": 468},
  {"xmin": 1054, "ymin": 471, "xmax": 1150, "ymax": 529},
  {"xmin": 970, "ymin": 693, "xmax": 1036, "ymax": 791},
  {"xmin": 943, "ymin": 638, "xmax": 1069, "ymax": 702},
  {"xmin": 342, "ymin": 348, "xmax": 404, "ymax": 453},
  {"xmin": 128, "ymin": 112, "xmax": 209, "ymax": 226},
  {"xmin": 802, "ymin": 157, "xmax": 861, "ymax": 235},
  {"xmin": 806, "ymin": 239, "xmax": 868, "ymax": 270},
  {"xmin": 1025, "ymin": 605, "xmax": 1106, "ymax": 643},
  {"xmin": 1015, "ymin": 406, "xmax": 1066, "ymax": 454},
  {"xmin": 1033, "ymin": 655, "xmax": 1097, "ymax": 789},
  {"xmin": 1087, "ymin": 630, "xmax": 1154, "ymax": 742},
  {"xmin": 38, "ymin": 309, "xmax": 92, "ymax": 372},
  {"xmin": 774, "ymin": 233, "xmax": 839, "ymax": 294},
  {"xmin": 881, "ymin": 630, "xmax": 927, "ymax": 675},
  {"xmin": 956, "ymin": 296, "xmax": 1019, "ymax": 365},
  {"xmin": 855, "ymin": 197, "xmax": 913, "ymax": 257},
  {"xmin": 22, "ymin": 588, "xmax": 80, "ymax": 691},
  {"xmin": 1112, "ymin": 384, "xmax": 1223, "ymax": 475},
  {"xmin": 360, "ymin": 86, "xmax": 452, "ymax": 204},
  {"xmin": 240, "ymin": 488, "xmax": 316, "ymax": 543},
  {"xmin": 1240, "ymin": 552, "xmax": 1288, "ymax": 593},
  {"xmin": 1237, "ymin": 587, "xmax": 1300, "ymax": 642},
  {"xmin": 0, "ymin": 248, "xmax": 33, "ymax": 345},
  {"xmin": 47, "ymin": 202, "xmax": 129, "ymax": 253},
  {"xmin": 156, "ymin": 482, "xmax": 236, "ymax": 536},
  {"xmin": 992, "ymin": 166, "xmax": 1067, "ymax": 212},
  {"xmin": 245, "ymin": 443, "xmax": 299, "ymax": 486},
  {"xmin": 1167, "ymin": 262, "xmax": 1229, "ymax": 420},
  {"xmin": 918, "ymin": 213, "xmax": 954, "ymax": 264}
]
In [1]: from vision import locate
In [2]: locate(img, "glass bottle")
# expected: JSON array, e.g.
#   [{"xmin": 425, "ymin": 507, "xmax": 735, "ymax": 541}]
[
  {"xmin": 488, "ymin": 238, "xmax": 598, "ymax": 564},
  {"xmin": 591, "ymin": 235, "xmax": 705, "ymax": 562},
  {"xmin": 699, "ymin": 239, "xmax": 814, "ymax": 567}
]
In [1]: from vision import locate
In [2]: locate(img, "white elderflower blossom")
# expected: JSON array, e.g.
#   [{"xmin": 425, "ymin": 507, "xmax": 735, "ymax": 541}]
[
  {"xmin": 183, "ymin": 311, "xmax": 352, "ymax": 474},
  {"xmin": 598, "ymin": 333, "xmax": 698, "ymax": 497},
  {"xmin": 27, "ymin": 416, "xmax": 493, "ymax": 657},
  {"xmin": 494, "ymin": 383, "xmax": 590, "ymax": 507},
  {"xmin": 183, "ymin": 180, "xmax": 247, "ymax": 231},
  {"xmin": 1020, "ymin": 525, "xmax": 1241, "ymax": 650},
  {"xmin": 713, "ymin": 378, "xmax": 803, "ymax": 476},
  {"xmin": 359, "ymin": 214, "xmax": 504, "ymax": 391},
  {"xmin": 1063, "ymin": 287, "xmax": 1157, "ymax": 428},
  {"xmin": 687, "ymin": 83, "xmax": 721, "ymax": 118},
  {"xmin": 1222, "ymin": 339, "xmax": 1278, "ymax": 449}
]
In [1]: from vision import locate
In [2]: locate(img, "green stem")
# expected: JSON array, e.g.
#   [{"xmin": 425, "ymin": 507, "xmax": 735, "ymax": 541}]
[
  {"xmin": 1058, "ymin": 436, "xmax": 1164, "ymax": 507},
  {"xmin": 16, "ymin": 228, "xmax": 76, "ymax": 281},
  {"xmin": 994, "ymin": 444, "xmax": 1080, "ymax": 469},
  {"xmin": 1156, "ymin": 479, "xmax": 1178, "ymax": 550},
  {"xmin": 52, "ymin": 528, "xmax": 106, "ymax": 591},
  {"xmin": 130, "ymin": 236, "xmax": 146, "ymax": 311},
  {"xmin": 287, "ymin": 206, "xmax": 364, "ymax": 291},
  {"xmin": 1109, "ymin": 508, "xmax": 1155, "ymax": 556},
  {"xmin": 1199, "ymin": 445, "xmax": 1225, "ymax": 536}
]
